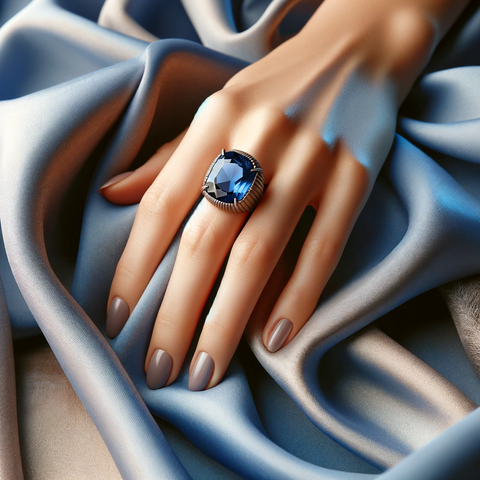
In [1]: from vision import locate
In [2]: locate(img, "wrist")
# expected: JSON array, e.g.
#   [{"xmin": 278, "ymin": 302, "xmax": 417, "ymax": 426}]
[{"xmin": 294, "ymin": 1, "xmax": 437, "ymax": 100}]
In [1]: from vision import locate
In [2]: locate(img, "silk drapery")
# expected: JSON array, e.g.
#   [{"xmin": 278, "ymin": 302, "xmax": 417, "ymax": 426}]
[{"xmin": 1, "ymin": 0, "xmax": 480, "ymax": 478}]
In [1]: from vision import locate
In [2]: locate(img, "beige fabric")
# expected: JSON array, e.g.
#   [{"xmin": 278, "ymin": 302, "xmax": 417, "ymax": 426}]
[{"xmin": 15, "ymin": 336, "xmax": 121, "ymax": 480}]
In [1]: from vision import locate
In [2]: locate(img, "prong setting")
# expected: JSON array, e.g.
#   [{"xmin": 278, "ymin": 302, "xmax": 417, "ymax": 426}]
[{"xmin": 201, "ymin": 149, "xmax": 265, "ymax": 214}]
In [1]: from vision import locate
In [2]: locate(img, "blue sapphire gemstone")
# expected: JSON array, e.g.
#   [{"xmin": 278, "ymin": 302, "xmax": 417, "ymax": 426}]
[{"xmin": 205, "ymin": 150, "xmax": 256, "ymax": 203}]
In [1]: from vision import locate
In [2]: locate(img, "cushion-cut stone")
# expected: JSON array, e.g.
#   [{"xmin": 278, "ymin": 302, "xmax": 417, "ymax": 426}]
[{"xmin": 205, "ymin": 150, "xmax": 256, "ymax": 203}]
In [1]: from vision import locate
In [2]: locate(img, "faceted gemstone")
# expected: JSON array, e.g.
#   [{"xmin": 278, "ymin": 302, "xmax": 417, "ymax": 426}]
[{"xmin": 205, "ymin": 150, "xmax": 256, "ymax": 203}]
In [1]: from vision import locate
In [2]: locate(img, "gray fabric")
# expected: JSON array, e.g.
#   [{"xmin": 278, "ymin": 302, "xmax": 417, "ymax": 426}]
[{"xmin": 1, "ymin": 0, "xmax": 480, "ymax": 479}]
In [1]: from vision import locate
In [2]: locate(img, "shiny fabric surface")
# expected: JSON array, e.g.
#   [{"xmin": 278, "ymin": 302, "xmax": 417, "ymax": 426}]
[{"xmin": 1, "ymin": 0, "xmax": 480, "ymax": 478}]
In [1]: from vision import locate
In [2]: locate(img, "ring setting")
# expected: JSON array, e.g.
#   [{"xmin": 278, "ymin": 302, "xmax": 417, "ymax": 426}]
[{"xmin": 201, "ymin": 149, "xmax": 265, "ymax": 213}]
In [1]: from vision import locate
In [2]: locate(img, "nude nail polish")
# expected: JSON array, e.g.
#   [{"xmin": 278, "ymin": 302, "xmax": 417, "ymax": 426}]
[
  {"xmin": 146, "ymin": 349, "xmax": 172, "ymax": 390},
  {"xmin": 105, "ymin": 296, "xmax": 130, "ymax": 339},
  {"xmin": 99, "ymin": 171, "xmax": 134, "ymax": 194},
  {"xmin": 266, "ymin": 318, "xmax": 293, "ymax": 352},
  {"xmin": 189, "ymin": 352, "xmax": 214, "ymax": 391}
]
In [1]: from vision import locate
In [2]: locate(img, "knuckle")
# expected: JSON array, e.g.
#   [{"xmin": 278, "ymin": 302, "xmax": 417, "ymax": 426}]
[
  {"xmin": 230, "ymin": 234, "xmax": 273, "ymax": 269},
  {"xmin": 261, "ymin": 105, "xmax": 294, "ymax": 132},
  {"xmin": 307, "ymin": 236, "xmax": 342, "ymax": 263},
  {"xmin": 114, "ymin": 262, "xmax": 138, "ymax": 284},
  {"xmin": 207, "ymin": 88, "xmax": 243, "ymax": 113},
  {"xmin": 139, "ymin": 178, "xmax": 177, "ymax": 220},
  {"xmin": 156, "ymin": 308, "xmax": 180, "ymax": 339},
  {"xmin": 202, "ymin": 318, "xmax": 230, "ymax": 342},
  {"xmin": 181, "ymin": 220, "xmax": 219, "ymax": 257}
]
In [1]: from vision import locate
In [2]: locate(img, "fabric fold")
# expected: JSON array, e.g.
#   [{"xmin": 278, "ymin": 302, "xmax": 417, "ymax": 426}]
[
  {"xmin": 0, "ymin": 275, "xmax": 24, "ymax": 480},
  {"xmin": 1, "ymin": 0, "xmax": 480, "ymax": 478}
]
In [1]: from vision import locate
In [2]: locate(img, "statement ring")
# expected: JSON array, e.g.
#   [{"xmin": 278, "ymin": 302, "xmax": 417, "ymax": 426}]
[{"xmin": 201, "ymin": 149, "xmax": 265, "ymax": 213}]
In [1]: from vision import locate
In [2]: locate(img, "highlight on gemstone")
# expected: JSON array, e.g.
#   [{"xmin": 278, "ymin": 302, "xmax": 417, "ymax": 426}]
[{"xmin": 204, "ymin": 150, "xmax": 257, "ymax": 203}]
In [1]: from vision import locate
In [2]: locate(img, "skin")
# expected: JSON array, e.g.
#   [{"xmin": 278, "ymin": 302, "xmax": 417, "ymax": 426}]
[{"xmin": 100, "ymin": 0, "xmax": 470, "ymax": 390}]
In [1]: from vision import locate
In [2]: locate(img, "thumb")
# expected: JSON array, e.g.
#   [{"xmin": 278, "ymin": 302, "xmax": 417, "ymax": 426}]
[{"xmin": 99, "ymin": 127, "xmax": 188, "ymax": 205}]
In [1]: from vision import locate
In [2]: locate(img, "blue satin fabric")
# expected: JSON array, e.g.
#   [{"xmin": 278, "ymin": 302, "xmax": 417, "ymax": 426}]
[{"xmin": 1, "ymin": 0, "xmax": 480, "ymax": 479}]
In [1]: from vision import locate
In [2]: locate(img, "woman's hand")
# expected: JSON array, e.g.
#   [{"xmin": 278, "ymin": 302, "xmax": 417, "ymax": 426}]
[{"xmin": 100, "ymin": 0, "xmax": 466, "ymax": 391}]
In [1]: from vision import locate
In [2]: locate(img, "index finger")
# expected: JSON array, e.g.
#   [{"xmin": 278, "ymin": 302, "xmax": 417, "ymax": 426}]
[{"xmin": 105, "ymin": 96, "xmax": 234, "ymax": 338}]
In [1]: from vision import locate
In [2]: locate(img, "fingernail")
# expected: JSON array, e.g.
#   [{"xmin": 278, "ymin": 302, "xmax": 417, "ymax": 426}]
[
  {"xmin": 146, "ymin": 349, "xmax": 173, "ymax": 390},
  {"xmin": 99, "ymin": 171, "xmax": 134, "ymax": 194},
  {"xmin": 266, "ymin": 318, "xmax": 293, "ymax": 352},
  {"xmin": 105, "ymin": 296, "xmax": 130, "ymax": 339},
  {"xmin": 189, "ymin": 352, "xmax": 214, "ymax": 391}
]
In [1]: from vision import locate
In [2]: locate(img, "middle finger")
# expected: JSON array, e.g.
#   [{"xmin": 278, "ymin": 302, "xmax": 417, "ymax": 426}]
[
  {"xmin": 144, "ymin": 197, "xmax": 247, "ymax": 388},
  {"xmin": 188, "ymin": 152, "xmax": 320, "ymax": 391},
  {"xmin": 145, "ymin": 131, "xmax": 325, "ymax": 390}
]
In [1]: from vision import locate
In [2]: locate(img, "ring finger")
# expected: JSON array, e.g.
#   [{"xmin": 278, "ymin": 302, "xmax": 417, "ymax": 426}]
[
  {"xmin": 185, "ymin": 133, "xmax": 327, "ymax": 390},
  {"xmin": 143, "ymin": 108, "xmax": 299, "ymax": 389},
  {"xmin": 145, "ymin": 158, "xmax": 314, "ymax": 390}
]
